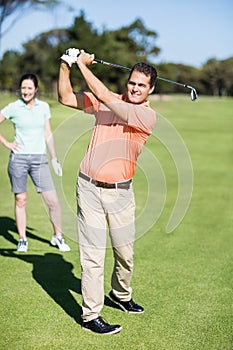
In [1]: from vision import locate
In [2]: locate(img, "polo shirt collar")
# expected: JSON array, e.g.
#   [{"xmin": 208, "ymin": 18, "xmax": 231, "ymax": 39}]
[
  {"xmin": 18, "ymin": 98, "xmax": 39, "ymax": 107},
  {"xmin": 121, "ymin": 94, "xmax": 150, "ymax": 107}
]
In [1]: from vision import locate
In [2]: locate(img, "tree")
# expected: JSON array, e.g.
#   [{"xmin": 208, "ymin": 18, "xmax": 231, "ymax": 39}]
[
  {"xmin": 201, "ymin": 57, "xmax": 233, "ymax": 96},
  {"xmin": 8, "ymin": 13, "xmax": 160, "ymax": 94},
  {"xmin": 1, "ymin": 10, "xmax": 232, "ymax": 97},
  {"xmin": 92, "ymin": 18, "xmax": 160, "ymax": 92},
  {"xmin": 0, "ymin": 0, "xmax": 60, "ymax": 50},
  {"xmin": 221, "ymin": 57, "xmax": 233, "ymax": 96},
  {"xmin": 0, "ymin": 50, "xmax": 21, "ymax": 90}
]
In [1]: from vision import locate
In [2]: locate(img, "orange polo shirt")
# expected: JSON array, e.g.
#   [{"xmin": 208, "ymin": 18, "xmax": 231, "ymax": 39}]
[{"xmin": 80, "ymin": 92, "xmax": 156, "ymax": 182}]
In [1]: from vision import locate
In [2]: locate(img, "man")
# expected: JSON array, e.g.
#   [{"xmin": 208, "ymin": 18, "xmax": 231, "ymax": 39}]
[{"xmin": 58, "ymin": 49, "xmax": 157, "ymax": 335}]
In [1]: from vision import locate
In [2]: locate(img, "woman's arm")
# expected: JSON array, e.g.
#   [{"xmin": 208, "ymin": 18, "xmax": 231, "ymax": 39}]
[
  {"xmin": 44, "ymin": 119, "xmax": 56, "ymax": 159},
  {"xmin": 44, "ymin": 119, "xmax": 62, "ymax": 176},
  {"xmin": 0, "ymin": 113, "xmax": 21, "ymax": 153}
]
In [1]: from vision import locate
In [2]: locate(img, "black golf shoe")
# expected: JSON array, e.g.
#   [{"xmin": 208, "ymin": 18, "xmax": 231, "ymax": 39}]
[
  {"xmin": 109, "ymin": 290, "xmax": 144, "ymax": 314},
  {"xmin": 82, "ymin": 316, "xmax": 122, "ymax": 335}
]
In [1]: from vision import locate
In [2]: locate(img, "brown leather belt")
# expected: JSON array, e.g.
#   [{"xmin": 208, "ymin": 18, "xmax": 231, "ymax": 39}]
[{"xmin": 79, "ymin": 171, "xmax": 132, "ymax": 190}]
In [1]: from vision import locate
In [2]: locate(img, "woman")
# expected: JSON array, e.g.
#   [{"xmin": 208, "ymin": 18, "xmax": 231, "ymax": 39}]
[{"xmin": 0, "ymin": 73, "xmax": 70, "ymax": 253}]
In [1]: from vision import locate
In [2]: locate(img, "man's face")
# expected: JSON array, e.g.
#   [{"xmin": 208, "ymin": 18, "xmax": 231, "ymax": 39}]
[{"xmin": 126, "ymin": 70, "xmax": 154, "ymax": 104}]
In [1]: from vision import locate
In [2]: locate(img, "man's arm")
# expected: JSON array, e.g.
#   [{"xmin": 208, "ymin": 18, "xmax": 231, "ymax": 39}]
[
  {"xmin": 58, "ymin": 61, "xmax": 85, "ymax": 110},
  {"xmin": 77, "ymin": 52, "xmax": 130, "ymax": 122}
]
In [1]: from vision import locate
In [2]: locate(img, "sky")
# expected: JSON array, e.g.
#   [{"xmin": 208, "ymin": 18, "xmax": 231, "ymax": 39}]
[{"xmin": 1, "ymin": 0, "xmax": 233, "ymax": 68}]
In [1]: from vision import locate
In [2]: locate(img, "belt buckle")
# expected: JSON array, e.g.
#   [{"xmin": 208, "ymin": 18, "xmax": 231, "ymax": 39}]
[
  {"xmin": 95, "ymin": 181, "xmax": 115, "ymax": 189},
  {"xmin": 102, "ymin": 182, "xmax": 115, "ymax": 189},
  {"xmin": 95, "ymin": 180, "xmax": 105, "ymax": 188}
]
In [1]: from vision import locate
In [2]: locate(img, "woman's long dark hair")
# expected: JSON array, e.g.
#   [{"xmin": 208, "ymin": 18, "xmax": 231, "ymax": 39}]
[{"xmin": 19, "ymin": 73, "xmax": 38, "ymax": 88}]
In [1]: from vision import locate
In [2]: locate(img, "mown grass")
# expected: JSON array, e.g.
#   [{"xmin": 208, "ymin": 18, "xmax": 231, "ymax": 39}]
[{"xmin": 0, "ymin": 93, "xmax": 232, "ymax": 350}]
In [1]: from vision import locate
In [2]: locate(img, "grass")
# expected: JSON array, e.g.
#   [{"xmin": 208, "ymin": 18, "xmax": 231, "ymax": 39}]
[{"xmin": 0, "ymin": 93, "xmax": 233, "ymax": 349}]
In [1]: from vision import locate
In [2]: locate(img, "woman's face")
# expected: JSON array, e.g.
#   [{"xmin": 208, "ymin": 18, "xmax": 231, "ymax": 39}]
[{"xmin": 20, "ymin": 79, "xmax": 38, "ymax": 104}]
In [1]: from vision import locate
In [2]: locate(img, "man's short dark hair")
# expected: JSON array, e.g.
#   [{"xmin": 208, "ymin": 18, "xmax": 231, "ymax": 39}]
[{"xmin": 129, "ymin": 62, "xmax": 157, "ymax": 88}]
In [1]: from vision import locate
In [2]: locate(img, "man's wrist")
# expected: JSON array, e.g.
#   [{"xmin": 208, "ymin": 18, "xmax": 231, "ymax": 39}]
[
  {"xmin": 77, "ymin": 61, "xmax": 88, "ymax": 71},
  {"xmin": 60, "ymin": 60, "xmax": 71, "ymax": 69}
]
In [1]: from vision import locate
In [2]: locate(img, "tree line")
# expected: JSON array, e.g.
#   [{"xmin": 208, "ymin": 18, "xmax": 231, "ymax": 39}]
[{"xmin": 0, "ymin": 11, "xmax": 232, "ymax": 97}]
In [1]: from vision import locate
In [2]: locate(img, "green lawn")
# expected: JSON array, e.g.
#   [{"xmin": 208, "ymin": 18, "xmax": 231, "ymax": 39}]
[{"xmin": 0, "ymin": 94, "xmax": 232, "ymax": 350}]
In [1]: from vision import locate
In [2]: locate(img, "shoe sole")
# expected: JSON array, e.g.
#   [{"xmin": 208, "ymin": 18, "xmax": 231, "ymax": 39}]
[
  {"xmin": 82, "ymin": 326, "xmax": 122, "ymax": 335},
  {"xmin": 109, "ymin": 294, "xmax": 144, "ymax": 314},
  {"xmin": 50, "ymin": 241, "xmax": 70, "ymax": 252},
  {"xmin": 17, "ymin": 245, "xmax": 28, "ymax": 253}
]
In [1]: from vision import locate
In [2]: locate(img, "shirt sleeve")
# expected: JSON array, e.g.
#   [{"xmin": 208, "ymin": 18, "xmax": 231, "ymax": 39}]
[
  {"xmin": 1, "ymin": 103, "xmax": 13, "ymax": 119},
  {"xmin": 83, "ymin": 92, "xmax": 100, "ymax": 114},
  {"xmin": 127, "ymin": 104, "xmax": 156, "ymax": 134}
]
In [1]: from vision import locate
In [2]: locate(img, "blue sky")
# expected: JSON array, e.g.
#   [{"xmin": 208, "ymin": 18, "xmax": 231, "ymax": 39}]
[{"xmin": 1, "ymin": 0, "xmax": 232, "ymax": 67}]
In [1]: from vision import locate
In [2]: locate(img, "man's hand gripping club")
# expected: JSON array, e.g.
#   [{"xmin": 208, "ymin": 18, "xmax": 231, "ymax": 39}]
[
  {"xmin": 60, "ymin": 48, "xmax": 96, "ymax": 67},
  {"xmin": 60, "ymin": 48, "xmax": 82, "ymax": 67}
]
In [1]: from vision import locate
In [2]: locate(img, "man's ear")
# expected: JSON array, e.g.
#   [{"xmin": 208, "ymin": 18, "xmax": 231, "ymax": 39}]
[{"xmin": 148, "ymin": 86, "xmax": 155, "ymax": 95}]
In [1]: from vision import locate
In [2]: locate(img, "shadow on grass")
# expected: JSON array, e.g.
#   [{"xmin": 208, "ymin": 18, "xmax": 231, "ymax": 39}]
[
  {"xmin": 0, "ymin": 216, "xmax": 121, "ymax": 319},
  {"xmin": 0, "ymin": 216, "xmax": 51, "ymax": 245},
  {"xmin": 0, "ymin": 248, "xmax": 82, "ymax": 324}
]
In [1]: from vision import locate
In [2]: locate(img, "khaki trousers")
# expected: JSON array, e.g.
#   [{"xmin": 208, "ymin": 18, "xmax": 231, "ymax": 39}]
[{"xmin": 77, "ymin": 176, "xmax": 136, "ymax": 322}]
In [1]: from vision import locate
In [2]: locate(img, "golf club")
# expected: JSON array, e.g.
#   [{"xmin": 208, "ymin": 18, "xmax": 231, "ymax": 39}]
[{"xmin": 94, "ymin": 58, "xmax": 198, "ymax": 101}]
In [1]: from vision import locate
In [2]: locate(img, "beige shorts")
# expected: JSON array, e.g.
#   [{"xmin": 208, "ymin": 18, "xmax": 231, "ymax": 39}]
[{"xmin": 76, "ymin": 176, "xmax": 136, "ymax": 249}]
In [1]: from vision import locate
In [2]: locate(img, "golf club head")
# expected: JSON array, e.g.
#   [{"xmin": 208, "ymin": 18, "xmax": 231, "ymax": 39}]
[{"xmin": 190, "ymin": 88, "xmax": 198, "ymax": 101}]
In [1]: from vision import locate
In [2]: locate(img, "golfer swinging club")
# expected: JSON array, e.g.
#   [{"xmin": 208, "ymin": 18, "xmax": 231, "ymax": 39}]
[{"xmin": 58, "ymin": 48, "xmax": 157, "ymax": 335}]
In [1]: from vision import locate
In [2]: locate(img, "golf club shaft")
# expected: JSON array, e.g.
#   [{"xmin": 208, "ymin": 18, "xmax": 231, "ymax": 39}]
[
  {"xmin": 95, "ymin": 59, "xmax": 131, "ymax": 72},
  {"xmin": 94, "ymin": 58, "xmax": 197, "ymax": 98}
]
